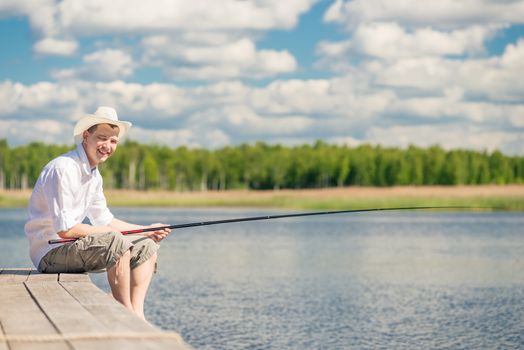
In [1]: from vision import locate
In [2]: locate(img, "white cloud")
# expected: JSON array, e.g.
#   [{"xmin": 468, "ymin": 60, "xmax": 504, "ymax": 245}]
[
  {"xmin": 508, "ymin": 105, "xmax": 524, "ymax": 128},
  {"xmin": 0, "ymin": 0, "xmax": 68, "ymax": 54},
  {"xmin": 2, "ymin": 0, "xmax": 524, "ymax": 156},
  {"xmin": 250, "ymin": 77, "xmax": 395, "ymax": 120},
  {"xmin": 84, "ymin": 49, "xmax": 134, "ymax": 79},
  {"xmin": 366, "ymin": 125, "xmax": 524, "ymax": 154},
  {"xmin": 0, "ymin": 77, "xmax": 522, "ymax": 154},
  {"xmin": 5, "ymin": 0, "xmax": 316, "ymax": 89},
  {"xmin": 388, "ymin": 93, "xmax": 522, "ymax": 124},
  {"xmin": 143, "ymin": 36, "xmax": 297, "ymax": 80},
  {"xmin": 501, "ymin": 38, "xmax": 524, "ymax": 68},
  {"xmin": 57, "ymin": 0, "xmax": 316, "ymax": 33},
  {"xmin": 250, "ymin": 79, "xmax": 334, "ymax": 114},
  {"xmin": 317, "ymin": 0, "xmax": 524, "ymax": 115},
  {"xmin": 80, "ymin": 81, "xmax": 192, "ymax": 119},
  {"xmin": 14, "ymin": 0, "xmax": 316, "ymax": 59},
  {"xmin": 52, "ymin": 49, "xmax": 135, "ymax": 81},
  {"xmin": 317, "ymin": 35, "xmax": 524, "ymax": 107},
  {"xmin": 319, "ymin": 22, "xmax": 495, "ymax": 60},
  {"xmin": 0, "ymin": 119, "xmax": 69, "ymax": 145},
  {"xmin": 127, "ymin": 126, "xmax": 197, "ymax": 148},
  {"xmin": 373, "ymin": 40, "xmax": 524, "ymax": 102},
  {"xmin": 223, "ymin": 106, "xmax": 312, "ymax": 135},
  {"xmin": 0, "ymin": 80, "xmax": 79, "ymax": 117},
  {"xmin": 33, "ymin": 37, "xmax": 78, "ymax": 56},
  {"xmin": 0, "ymin": 1, "xmax": 34, "ymax": 16},
  {"xmin": 324, "ymin": 0, "xmax": 524, "ymax": 29}
]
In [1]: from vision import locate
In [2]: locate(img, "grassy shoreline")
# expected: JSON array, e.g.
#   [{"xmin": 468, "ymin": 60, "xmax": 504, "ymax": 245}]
[{"xmin": 2, "ymin": 185, "xmax": 523, "ymax": 211}]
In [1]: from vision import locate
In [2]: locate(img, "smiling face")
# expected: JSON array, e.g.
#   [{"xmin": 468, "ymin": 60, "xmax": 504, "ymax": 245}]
[{"xmin": 82, "ymin": 123, "xmax": 120, "ymax": 168}]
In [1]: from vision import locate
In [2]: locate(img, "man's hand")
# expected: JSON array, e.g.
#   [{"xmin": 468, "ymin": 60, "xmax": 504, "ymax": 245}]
[{"xmin": 145, "ymin": 223, "xmax": 171, "ymax": 242}]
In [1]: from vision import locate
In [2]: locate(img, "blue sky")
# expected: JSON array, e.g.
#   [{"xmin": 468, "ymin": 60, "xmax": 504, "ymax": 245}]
[{"xmin": 0, "ymin": 0, "xmax": 523, "ymax": 155}]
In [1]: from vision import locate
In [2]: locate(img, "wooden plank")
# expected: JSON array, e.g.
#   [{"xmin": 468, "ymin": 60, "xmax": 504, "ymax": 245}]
[
  {"xmin": 27, "ymin": 270, "xmax": 90, "ymax": 283},
  {"xmin": 0, "ymin": 283, "xmax": 69, "ymax": 350},
  {"xmin": 0, "ymin": 269, "xmax": 31, "ymax": 284},
  {"xmin": 2, "ymin": 269, "xmax": 192, "ymax": 350},
  {"xmin": 60, "ymin": 281, "xmax": 191, "ymax": 349},
  {"xmin": 0, "ymin": 321, "xmax": 9, "ymax": 350},
  {"xmin": 8, "ymin": 337, "xmax": 69, "ymax": 350},
  {"xmin": 24, "ymin": 281, "xmax": 149, "ymax": 350},
  {"xmin": 26, "ymin": 271, "xmax": 58, "ymax": 283},
  {"xmin": 71, "ymin": 338, "xmax": 188, "ymax": 350},
  {"xmin": 24, "ymin": 281, "xmax": 107, "ymax": 334},
  {"xmin": 60, "ymin": 281, "xmax": 156, "ymax": 332},
  {"xmin": 58, "ymin": 273, "xmax": 91, "ymax": 283}
]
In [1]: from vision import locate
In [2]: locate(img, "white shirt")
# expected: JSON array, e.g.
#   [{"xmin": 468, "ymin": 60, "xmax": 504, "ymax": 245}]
[{"xmin": 24, "ymin": 144, "xmax": 114, "ymax": 268}]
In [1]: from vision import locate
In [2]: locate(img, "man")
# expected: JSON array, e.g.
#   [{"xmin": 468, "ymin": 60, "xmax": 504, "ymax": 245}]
[{"xmin": 24, "ymin": 106, "xmax": 170, "ymax": 320}]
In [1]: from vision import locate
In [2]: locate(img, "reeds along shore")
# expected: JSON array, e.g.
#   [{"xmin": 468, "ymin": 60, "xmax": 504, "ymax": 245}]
[{"xmin": 1, "ymin": 185, "xmax": 523, "ymax": 210}]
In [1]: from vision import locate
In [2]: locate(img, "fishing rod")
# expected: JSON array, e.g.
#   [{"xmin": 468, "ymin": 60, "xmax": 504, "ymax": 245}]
[{"xmin": 48, "ymin": 205, "xmax": 473, "ymax": 245}]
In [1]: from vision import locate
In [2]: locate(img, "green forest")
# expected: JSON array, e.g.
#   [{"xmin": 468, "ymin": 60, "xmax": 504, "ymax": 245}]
[{"xmin": 0, "ymin": 139, "xmax": 522, "ymax": 191}]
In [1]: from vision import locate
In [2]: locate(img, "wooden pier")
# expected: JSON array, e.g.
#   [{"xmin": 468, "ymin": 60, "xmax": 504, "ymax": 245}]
[{"xmin": 0, "ymin": 268, "xmax": 192, "ymax": 349}]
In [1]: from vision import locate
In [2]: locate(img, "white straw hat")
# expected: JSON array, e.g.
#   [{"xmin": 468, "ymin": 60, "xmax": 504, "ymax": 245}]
[{"xmin": 73, "ymin": 106, "xmax": 132, "ymax": 144}]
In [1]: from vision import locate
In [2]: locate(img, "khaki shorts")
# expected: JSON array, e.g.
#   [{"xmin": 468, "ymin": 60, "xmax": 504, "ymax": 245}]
[{"xmin": 38, "ymin": 231, "xmax": 159, "ymax": 273}]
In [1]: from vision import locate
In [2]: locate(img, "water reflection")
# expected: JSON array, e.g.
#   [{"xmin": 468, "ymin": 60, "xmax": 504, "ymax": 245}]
[{"xmin": 355, "ymin": 230, "xmax": 523, "ymax": 287}]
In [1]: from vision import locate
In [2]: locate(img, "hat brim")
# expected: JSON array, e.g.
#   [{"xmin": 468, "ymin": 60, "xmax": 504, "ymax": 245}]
[{"xmin": 73, "ymin": 115, "xmax": 132, "ymax": 144}]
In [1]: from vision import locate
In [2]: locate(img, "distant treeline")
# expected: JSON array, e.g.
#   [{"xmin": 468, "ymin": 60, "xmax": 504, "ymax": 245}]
[{"xmin": 0, "ymin": 139, "xmax": 523, "ymax": 191}]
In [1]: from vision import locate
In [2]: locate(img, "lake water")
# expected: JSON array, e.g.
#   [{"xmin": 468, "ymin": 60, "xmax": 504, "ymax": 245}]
[{"xmin": 1, "ymin": 207, "xmax": 523, "ymax": 349}]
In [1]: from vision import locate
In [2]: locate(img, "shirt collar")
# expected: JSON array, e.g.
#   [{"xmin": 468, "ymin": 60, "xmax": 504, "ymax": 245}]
[{"xmin": 76, "ymin": 143, "xmax": 96, "ymax": 176}]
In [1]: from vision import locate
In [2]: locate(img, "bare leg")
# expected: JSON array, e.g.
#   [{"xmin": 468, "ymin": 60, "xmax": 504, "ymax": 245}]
[
  {"xmin": 107, "ymin": 249, "xmax": 133, "ymax": 311},
  {"xmin": 130, "ymin": 253, "xmax": 158, "ymax": 320}
]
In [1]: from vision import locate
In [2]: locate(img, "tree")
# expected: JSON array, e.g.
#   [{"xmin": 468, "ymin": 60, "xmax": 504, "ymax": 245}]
[
  {"xmin": 1, "ymin": 140, "xmax": 523, "ymax": 190},
  {"xmin": 490, "ymin": 150, "xmax": 513, "ymax": 184}
]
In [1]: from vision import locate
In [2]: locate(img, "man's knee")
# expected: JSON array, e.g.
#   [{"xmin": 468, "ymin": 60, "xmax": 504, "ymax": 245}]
[
  {"xmin": 130, "ymin": 238, "xmax": 159, "ymax": 269},
  {"xmin": 121, "ymin": 248, "xmax": 131, "ymax": 258}
]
